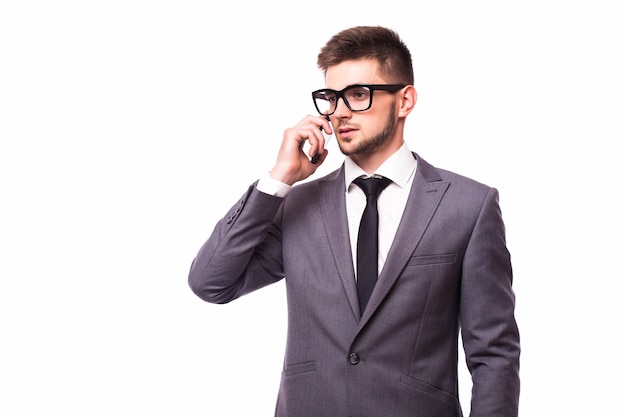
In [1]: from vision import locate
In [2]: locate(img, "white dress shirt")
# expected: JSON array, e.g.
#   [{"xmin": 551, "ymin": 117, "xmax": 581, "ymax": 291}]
[{"xmin": 257, "ymin": 142, "xmax": 417, "ymax": 279}]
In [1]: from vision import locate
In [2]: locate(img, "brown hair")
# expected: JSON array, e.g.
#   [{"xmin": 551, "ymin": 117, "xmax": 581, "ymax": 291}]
[{"xmin": 317, "ymin": 26, "xmax": 414, "ymax": 85}]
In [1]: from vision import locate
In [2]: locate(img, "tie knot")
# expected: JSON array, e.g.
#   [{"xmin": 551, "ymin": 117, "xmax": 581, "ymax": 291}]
[{"xmin": 353, "ymin": 176, "xmax": 392, "ymax": 197}]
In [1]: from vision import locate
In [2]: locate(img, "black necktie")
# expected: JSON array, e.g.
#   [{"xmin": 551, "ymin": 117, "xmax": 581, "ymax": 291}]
[{"xmin": 353, "ymin": 176, "xmax": 392, "ymax": 315}]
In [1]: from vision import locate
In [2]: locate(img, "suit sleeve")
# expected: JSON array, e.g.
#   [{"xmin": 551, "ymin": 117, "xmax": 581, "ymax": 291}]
[
  {"xmin": 460, "ymin": 187, "xmax": 521, "ymax": 417},
  {"xmin": 188, "ymin": 183, "xmax": 285, "ymax": 304}
]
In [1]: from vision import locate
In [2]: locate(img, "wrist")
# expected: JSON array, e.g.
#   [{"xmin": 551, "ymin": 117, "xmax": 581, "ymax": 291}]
[{"xmin": 269, "ymin": 166, "xmax": 298, "ymax": 186}]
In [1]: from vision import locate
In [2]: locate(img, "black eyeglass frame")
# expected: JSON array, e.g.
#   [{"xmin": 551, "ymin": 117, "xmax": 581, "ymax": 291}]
[{"xmin": 311, "ymin": 83, "xmax": 407, "ymax": 116}]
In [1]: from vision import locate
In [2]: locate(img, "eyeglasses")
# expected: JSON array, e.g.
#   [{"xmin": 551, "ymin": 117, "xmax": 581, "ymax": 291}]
[{"xmin": 311, "ymin": 84, "xmax": 407, "ymax": 116}]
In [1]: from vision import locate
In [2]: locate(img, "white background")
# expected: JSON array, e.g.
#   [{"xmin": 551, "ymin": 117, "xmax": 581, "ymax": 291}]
[{"xmin": 1, "ymin": 0, "xmax": 624, "ymax": 415}]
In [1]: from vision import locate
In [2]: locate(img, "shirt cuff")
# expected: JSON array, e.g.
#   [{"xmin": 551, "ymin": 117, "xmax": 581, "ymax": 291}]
[{"xmin": 256, "ymin": 172, "xmax": 292, "ymax": 198}]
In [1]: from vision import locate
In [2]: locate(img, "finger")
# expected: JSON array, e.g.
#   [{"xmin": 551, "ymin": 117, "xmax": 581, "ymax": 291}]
[
  {"xmin": 319, "ymin": 114, "xmax": 332, "ymax": 134},
  {"xmin": 311, "ymin": 148, "xmax": 329, "ymax": 165},
  {"xmin": 297, "ymin": 114, "xmax": 330, "ymax": 133},
  {"xmin": 290, "ymin": 115, "xmax": 331, "ymax": 165},
  {"xmin": 307, "ymin": 127, "xmax": 326, "ymax": 159}
]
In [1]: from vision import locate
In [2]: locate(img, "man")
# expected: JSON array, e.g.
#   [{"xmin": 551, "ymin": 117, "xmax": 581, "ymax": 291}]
[{"xmin": 189, "ymin": 26, "xmax": 520, "ymax": 417}]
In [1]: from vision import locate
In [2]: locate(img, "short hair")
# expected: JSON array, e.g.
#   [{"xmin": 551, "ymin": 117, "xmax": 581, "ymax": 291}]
[{"xmin": 317, "ymin": 26, "xmax": 414, "ymax": 85}]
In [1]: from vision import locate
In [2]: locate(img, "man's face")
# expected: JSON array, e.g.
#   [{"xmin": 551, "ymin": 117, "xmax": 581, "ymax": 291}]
[{"xmin": 325, "ymin": 59, "xmax": 399, "ymax": 157}]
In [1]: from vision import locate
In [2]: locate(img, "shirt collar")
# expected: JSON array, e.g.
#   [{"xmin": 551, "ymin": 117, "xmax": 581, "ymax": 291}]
[{"xmin": 344, "ymin": 142, "xmax": 416, "ymax": 190}]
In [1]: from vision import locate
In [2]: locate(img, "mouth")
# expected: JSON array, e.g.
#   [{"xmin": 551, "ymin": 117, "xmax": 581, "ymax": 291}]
[{"xmin": 338, "ymin": 126, "xmax": 358, "ymax": 137}]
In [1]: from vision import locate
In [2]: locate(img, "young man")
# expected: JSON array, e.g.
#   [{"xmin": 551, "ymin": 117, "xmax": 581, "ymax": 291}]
[{"xmin": 189, "ymin": 26, "xmax": 520, "ymax": 417}]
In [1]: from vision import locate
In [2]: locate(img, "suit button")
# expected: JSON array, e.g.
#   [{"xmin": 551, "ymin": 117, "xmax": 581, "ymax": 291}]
[{"xmin": 348, "ymin": 352, "xmax": 360, "ymax": 365}]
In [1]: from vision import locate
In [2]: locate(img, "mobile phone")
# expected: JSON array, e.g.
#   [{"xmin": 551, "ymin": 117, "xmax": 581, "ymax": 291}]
[{"xmin": 311, "ymin": 115, "xmax": 331, "ymax": 164}]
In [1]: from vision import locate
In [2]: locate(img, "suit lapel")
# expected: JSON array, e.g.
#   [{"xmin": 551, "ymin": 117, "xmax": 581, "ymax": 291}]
[
  {"xmin": 359, "ymin": 154, "xmax": 450, "ymax": 326},
  {"xmin": 319, "ymin": 166, "xmax": 361, "ymax": 321}
]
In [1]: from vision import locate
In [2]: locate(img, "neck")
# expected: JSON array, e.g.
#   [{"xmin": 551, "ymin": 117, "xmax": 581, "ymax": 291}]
[{"xmin": 351, "ymin": 138, "xmax": 404, "ymax": 175}]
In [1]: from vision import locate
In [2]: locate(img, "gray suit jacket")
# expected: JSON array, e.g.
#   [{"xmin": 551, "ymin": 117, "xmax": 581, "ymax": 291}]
[{"xmin": 189, "ymin": 153, "xmax": 520, "ymax": 417}]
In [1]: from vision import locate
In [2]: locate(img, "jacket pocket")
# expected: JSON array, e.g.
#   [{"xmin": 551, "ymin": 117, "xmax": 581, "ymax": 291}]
[
  {"xmin": 406, "ymin": 253, "xmax": 457, "ymax": 266},
  {"xmin": 281, "ymin": 361, "xmax": 317, "ymax": 378},
  {"xmin": 400, "ymin": 374, "xmax": 460, "ymax": 409}
]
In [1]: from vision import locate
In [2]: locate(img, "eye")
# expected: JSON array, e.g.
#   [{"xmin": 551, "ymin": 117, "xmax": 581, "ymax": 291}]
[{"xmin": 347, "ymin": 87, "xmax": 370, "ymax": 101}]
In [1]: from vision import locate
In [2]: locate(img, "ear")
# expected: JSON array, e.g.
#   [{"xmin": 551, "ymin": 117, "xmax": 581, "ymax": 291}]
[{"xmin": 398, "ymin": 85, "xmax": 417, "ymax": 117}]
